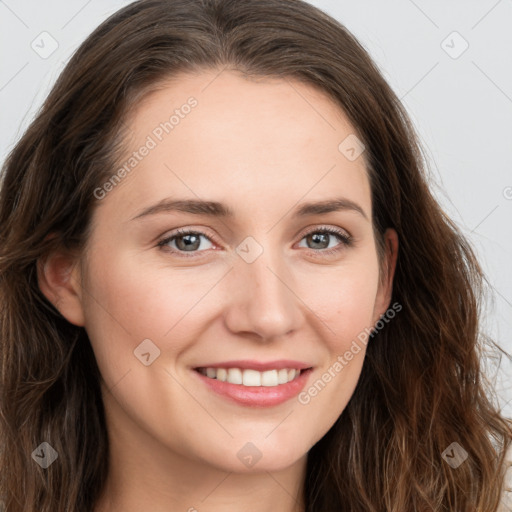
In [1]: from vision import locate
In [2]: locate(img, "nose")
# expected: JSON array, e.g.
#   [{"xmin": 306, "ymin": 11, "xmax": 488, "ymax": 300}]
[{"xmin": 223, "ymin": 246, "xmax": 305, "ymax": 342}]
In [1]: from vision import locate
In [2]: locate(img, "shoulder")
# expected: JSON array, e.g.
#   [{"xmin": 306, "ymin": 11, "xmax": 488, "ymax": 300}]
[{"xmin": 498, "ymin": 444, "xmax": 512, "ymax": 512}]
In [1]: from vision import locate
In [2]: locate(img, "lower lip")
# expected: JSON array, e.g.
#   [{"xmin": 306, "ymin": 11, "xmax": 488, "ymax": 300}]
[{"xmin": 193, "ymin": 368, "xmax": 313, "ymax": 407}]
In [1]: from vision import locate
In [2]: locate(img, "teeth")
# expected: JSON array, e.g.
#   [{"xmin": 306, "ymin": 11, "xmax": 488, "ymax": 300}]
[
  {"xmin": 200, "ymin": 367, "xmax": 303, "ymax": 386},
  {"xmin": 261, "ymin": 370, "xmax": 278, "ymax": 386},
  {"xmin": 242, "ymin": 369, "xmax": 261, "ymax": 387},
  {"xmin": 227, "ymin": 368, "xmax": 242, "ymax": 385},
  {"xmin": 278, "ymin": 369, "xmax": 289, "ymax": 384}
]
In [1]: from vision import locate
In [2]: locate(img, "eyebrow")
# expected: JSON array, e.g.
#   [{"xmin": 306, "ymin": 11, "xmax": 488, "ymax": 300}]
[{"xmin": 131, "ymin": 197, "xmax": 369, "ymax": 221}]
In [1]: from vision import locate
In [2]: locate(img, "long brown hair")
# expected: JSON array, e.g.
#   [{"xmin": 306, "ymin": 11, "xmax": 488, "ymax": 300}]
[{"xmin": 1, "ymin": 0, "xmax": 510, "ymax": 510}]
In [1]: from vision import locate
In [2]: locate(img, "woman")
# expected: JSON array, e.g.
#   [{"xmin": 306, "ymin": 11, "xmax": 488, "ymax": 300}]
[{"xmin": 0, "ymin": 0, "xmax": 510, "ymax": 510}]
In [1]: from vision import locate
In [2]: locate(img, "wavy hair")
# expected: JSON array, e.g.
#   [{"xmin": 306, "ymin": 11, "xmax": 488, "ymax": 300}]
[{"xmin": 0, "ymin": 0, "xmax": 510, "ymax": 510}]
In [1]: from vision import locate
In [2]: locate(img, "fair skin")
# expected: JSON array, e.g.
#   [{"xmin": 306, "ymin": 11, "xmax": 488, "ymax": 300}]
[{"xmin": 38, "ymin": 69, "xmax": 398, "ymax": 512}]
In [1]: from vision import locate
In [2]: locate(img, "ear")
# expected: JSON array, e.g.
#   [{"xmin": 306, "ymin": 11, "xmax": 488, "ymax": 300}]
[
  {"xmin": 372, "ymin": 228, "xmax": 399, "ymax": 323},
  {"xmin": 37, "ymin": 248, "xmax": 85, "ymax": 327}
]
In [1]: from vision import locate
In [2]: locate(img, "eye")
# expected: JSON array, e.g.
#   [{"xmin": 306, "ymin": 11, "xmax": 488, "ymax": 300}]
[
  {"xmin": 157, "ymin": 228, "xmax": 215, "ymax": 257},
  {"xmin": 297, "ymin": 226, "xmax": 353, "ymax": 256},
  {"xmin": 157, "ymin": 225, "xmax": 353, "ymax": 258}
]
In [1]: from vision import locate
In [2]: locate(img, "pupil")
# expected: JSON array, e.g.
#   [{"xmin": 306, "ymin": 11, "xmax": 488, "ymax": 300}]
[
  {"xmin": 310, "ymin": 232, "xmax": 328, "ymax": 249},
  {"xmin": 177, "ymin": 234, "xmax": 200, "ymax": 251}
]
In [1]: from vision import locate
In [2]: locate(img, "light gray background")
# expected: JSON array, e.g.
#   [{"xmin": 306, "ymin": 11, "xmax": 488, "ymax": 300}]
[{"xmin": 1, "ymin": 0, "xmax": 511, "ymax": 413}]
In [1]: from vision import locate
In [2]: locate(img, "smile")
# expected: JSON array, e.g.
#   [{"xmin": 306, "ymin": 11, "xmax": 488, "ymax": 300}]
[
  {"xmin": 193, "ymin": 363, "xmax": 314, "ymax": 407},
  {"xmin": 195, "ymin": 367, "xmax": 304, "ymax": 387}
]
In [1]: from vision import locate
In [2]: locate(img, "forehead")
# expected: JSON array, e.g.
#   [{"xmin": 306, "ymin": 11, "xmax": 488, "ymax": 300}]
[{"xmin": 101, "ymin": 70, "xmax": 372, "ymax": 222}]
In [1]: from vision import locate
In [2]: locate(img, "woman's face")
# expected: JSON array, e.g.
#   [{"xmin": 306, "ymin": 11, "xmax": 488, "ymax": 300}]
[{"xmin": 44, "ymin": 70, "xmax": 397, "ymax": 474}]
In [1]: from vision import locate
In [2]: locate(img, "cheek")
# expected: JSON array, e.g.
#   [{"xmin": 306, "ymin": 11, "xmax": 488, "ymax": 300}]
[
  {"xmin": 80, "ymin": 248, "xmax": 226, "ymax": 373},
  {"xmin": 295, "ymin": 256, "xmax": 378, "ymax": 417},
  {"xmin": 308, "ymin": 257, "xmax": 381, "ymax": 352},
  {"xmin": 295, "ymin": 265, "xmax": 377, "ymax": 439}
]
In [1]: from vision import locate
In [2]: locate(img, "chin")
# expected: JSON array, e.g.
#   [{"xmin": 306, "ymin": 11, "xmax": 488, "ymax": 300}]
[{"xmin": 205, "ymin": 437, "xmax": 310, "ymax": 474}]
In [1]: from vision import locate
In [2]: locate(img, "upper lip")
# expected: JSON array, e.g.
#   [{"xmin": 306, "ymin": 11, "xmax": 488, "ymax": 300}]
[{"xmin": 194, "ymin": 360, "xmax": 313, "ymax": 371}]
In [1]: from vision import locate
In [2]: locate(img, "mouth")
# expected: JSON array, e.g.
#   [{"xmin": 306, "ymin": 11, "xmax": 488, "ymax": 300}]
[
  {"xmin": 194, "ymin": 366, "xmax": 309, "ymax": 387},
  {"xmin": 192, "ymin": 363, "xmax": 314, "ymax": 407}
]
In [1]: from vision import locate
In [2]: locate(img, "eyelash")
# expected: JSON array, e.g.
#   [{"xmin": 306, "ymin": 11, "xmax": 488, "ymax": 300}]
[{"xmin": 157, "ymin": 226, "xmax": 353, "ymax": 259}]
